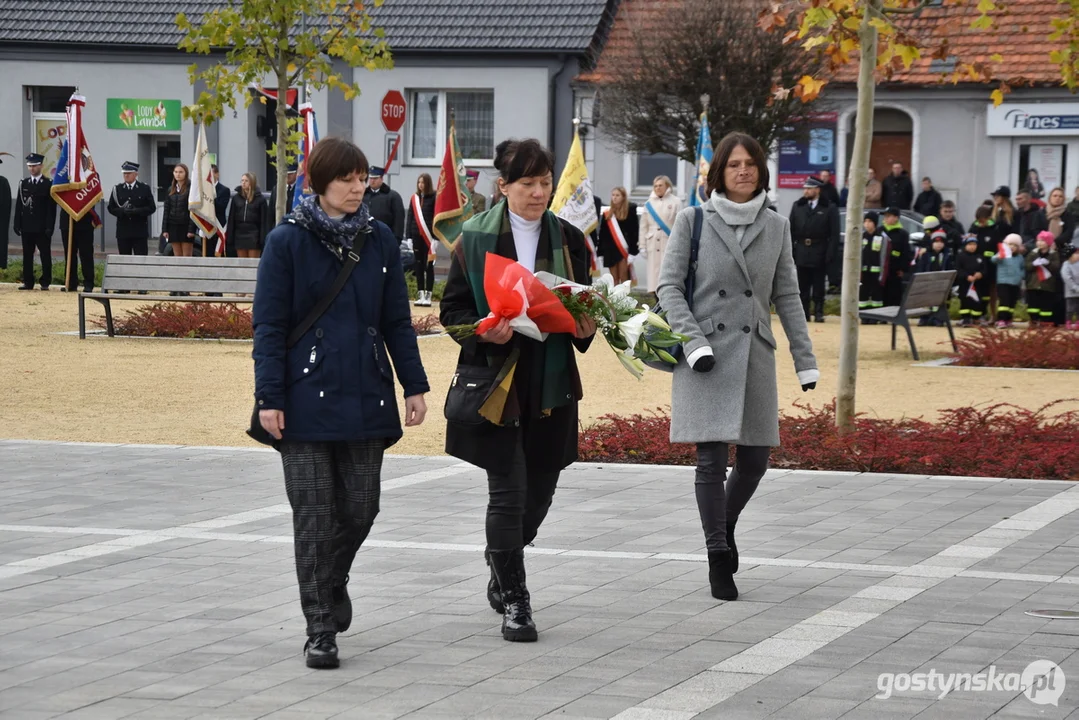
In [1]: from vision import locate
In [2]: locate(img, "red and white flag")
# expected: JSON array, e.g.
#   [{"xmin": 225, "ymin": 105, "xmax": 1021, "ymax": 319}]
[
  {"xmin": 410, "ymin": 193, "xmax": 435, "ymax": 261},
  {"xmin": 1035, "ymin": 264, "xmax": 1052, "ymax": 282},
  {"xmin": 966, "ymin": 284, "xmax": 981, "ymax": 303},
  {"xmin": 189, "ymin": 122, "xmax": 226, "ymax": 256},
  {"xmin": 605, "ymin": 210, "xmax": 630, "ymax": 262},
  {"xmin": 997, "ymin": 242, "xmax": 1013, "ymax": 259}
]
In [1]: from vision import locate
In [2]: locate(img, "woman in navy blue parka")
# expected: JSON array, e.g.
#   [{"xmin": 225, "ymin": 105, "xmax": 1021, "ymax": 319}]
[{"xmin": 253, "ymin": 137, "xmax": 430, "ymax": 670}]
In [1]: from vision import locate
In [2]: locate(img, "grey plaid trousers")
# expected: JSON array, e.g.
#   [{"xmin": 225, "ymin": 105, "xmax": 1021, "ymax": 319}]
[{"xmin": 280, "ymin": 439, "xmax": 384, "ymax": 636}]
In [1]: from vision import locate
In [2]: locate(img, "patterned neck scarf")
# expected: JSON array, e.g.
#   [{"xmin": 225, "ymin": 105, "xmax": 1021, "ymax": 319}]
[{"xmin": 291, "ymin": 195, "xmax": 371, "ymax": 260}]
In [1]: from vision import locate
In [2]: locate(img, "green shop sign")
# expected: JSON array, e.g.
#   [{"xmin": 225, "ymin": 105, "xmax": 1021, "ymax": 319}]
[{"xmin": 106, "ymin": 98, "xmax": 183, "ymax": 131}]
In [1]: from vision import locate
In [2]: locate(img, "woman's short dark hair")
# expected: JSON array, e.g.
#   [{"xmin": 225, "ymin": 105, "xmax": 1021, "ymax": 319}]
[
  {"xmin": 307, "ymin": 136, "xmax": 369, "ymax": 195},
  {"xmin": 705, "ymin": 132, "xmax": 770, "ymax": 197},
  {"xmin": 494, "ymin": 138, "xmax": 554, "ymax": 184}
]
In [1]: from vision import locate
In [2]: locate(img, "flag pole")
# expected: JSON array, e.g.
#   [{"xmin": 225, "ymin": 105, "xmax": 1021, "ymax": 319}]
[{"xmin": 65, "ymin": 214, "xmax": 75, "ymax": 290}]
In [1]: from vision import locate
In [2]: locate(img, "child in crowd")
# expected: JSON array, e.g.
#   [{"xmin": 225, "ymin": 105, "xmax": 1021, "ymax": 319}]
[
  {"xmin": 914, "ymin": 228, "xmax": 953, "ymax": 326},
  {"xmin": 1024, "ymin": 230, "xmax": 1061, "ymax": 325},
  {"xmin": 956, "ymin": 234, "xmax": 985, "ymax": 326},
  {"xmin": 969, "ymin": 204, "xmax": 998, "ymax": 321},
  {"xmin": 859, "ymin": 211, "xmax": 888, "ymax": 323},
  {"xmin": 1061, "ymin": 246, "xmax": 1079, "ymax": 329},
  {"xmin": 990, "ymin": 233, "xmax": 1024, "ymax": 327}
]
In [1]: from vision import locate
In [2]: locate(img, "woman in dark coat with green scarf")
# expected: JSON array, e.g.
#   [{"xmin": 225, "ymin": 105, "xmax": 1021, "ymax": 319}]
[{"xmin": 439, "ymin": 138, "xmax": 596, "ymax": 643}]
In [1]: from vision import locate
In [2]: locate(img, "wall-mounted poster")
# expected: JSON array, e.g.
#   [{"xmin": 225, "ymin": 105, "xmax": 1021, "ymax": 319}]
[
  {"xmin": 106, "ymin": 99, "xmax": 183, "ymax": 131},
  {"xmin": 778, "ymin": 112, "xmax": 838, "ymax": 189},
  {"xmin": 33, "ymin": 113, "xmax": 67, "ymax": 180}
]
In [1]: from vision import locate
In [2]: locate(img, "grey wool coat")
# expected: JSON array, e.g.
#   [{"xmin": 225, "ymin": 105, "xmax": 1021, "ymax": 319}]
[{"xmin": 657, "ymin": 200, "xmax": 818, "ymax": 447}]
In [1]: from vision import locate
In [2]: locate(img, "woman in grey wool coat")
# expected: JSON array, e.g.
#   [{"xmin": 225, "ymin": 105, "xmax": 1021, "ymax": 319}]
[{"xmin": 657, "ymin": 132, "xmax": 819, "ymax": 601}]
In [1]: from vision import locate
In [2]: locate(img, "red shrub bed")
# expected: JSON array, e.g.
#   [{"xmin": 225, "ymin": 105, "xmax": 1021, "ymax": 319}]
[
  {"xmin": 952, "ymin": 326, "xmax": 1079, "ymax": 370},
  {"xmin": 412, "ymin": 314, "xmax": 442, "ymax": 335},
  {"xmin": 96, "ymin": 303, "xmax": 253, "ymax": 339},
  {"xmin": 579, "ymin": 402, "xmax": 1079, "ymax": 480}
]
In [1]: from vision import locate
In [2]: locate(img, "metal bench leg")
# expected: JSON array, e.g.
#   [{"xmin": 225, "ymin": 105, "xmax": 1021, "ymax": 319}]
[
  {"xmin": 79, "ymin": 295, "xmax": 86, "ymax": 340},
  {"xmin": 945, "ymin": 317, "xmax": 958, "ymax": 353},
  {"xmin": 891, "ymin": 322, "xmax": 897, "ymax": 351},
  {"xmin": 902, "ymin": 319, "xmax": 919, "ymax": 361},
  {"xmin": 104, "ymin": 299, "xmax": 114, "ymax": 337}
]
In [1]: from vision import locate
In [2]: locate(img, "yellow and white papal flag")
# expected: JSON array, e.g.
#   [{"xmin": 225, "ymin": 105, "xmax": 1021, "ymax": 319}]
[{"xmin": 551, "ymin": 130, "xmax": 599, "ymax": 271}]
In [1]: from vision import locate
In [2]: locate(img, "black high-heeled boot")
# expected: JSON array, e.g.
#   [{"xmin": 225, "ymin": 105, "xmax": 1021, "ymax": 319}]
[
  {"xmin": 484, "ymin": 549, "xmax": 503, "ymax": 614},
  {"xmin": 727, "ymin": 522, "xmax": 738, "ymax": 574},
  {"xmin": 708, "ymin": 549, "xmax": 738, "ymax": 601},
  {"xmin": 488, "ymin": 548, "xmax": 538, "ymax": 642}
]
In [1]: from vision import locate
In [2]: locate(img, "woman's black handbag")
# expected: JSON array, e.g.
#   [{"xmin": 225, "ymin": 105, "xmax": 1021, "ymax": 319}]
[
  {"xmin": 247, "ymin": 233, "xmax": 367, "ymax": 447},
  {"xmin": 644, "ymin": 206, "xmax": 703, "ymax": 373},
  {"xmin": 444, "ymin": 347, "xmax": 520, "ymax": 425}
]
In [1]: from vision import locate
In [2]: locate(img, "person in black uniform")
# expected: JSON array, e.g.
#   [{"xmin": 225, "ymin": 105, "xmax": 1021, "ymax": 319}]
[
  {"xmin": 277, "ymin": 165, "xmax": 297, "ymax": 219},
  {"xmin": 0, "ymin": 152, "xmax": 12, "ymax": 269},
  {"xmin": 859, "ymin": 211, "xmax": 888, "ymax": 321},
  {"xmin": 14, "ymin": 153, "xmax": 57, "ymax": 290},
  {"xmin": 107, "ymin": 161, "xmax": 156, "ymax": 257},
  {"xmin": 60, "ymin": 208, "xmax": 97, "ymax": 293},
  {"xmin": 363, "ymin": 167, "xmax": 405, "ymax": 242},
  {"xmin": 788, "ymin": 176, "xmax": 838, "ymax": 322},
  {"xmin": 880, "ymin": 206, "xmax": 913, "ymax": 307}
]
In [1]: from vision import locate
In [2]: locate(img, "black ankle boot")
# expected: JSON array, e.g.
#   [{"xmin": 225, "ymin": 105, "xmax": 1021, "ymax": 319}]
[
  {"xmin": 488, "ymin": 548, "xmax": 538, "ymax": 642},
  {"xmin": 484, "ymin": 549, "xmax": 503, "ymax": 614},
  {"xmin": 304, "ymin": 632, "xmax": 339, "ymax": 668},
  {"xmin": 708, "ymin": 550, "xmax": 738, "ymax": 601},
  {"xmin": 332, "ymin": 576, "xmax": 352, "ymax": 632},
  {"xmin": 726, "ymin": 523, "xmax": 738, "ymax": 574}
]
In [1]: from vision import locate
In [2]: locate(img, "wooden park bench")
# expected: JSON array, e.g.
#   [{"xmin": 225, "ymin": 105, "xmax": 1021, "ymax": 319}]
[
  {"xmin": 857, "ymin": 269, "xmax": 958, "ymax": 361},
  {"xmin": 78, "ymin": 255, "xmax": 261, "ymax": 339}
]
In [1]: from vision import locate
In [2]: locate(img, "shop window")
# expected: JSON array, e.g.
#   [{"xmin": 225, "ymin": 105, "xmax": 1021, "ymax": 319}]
[
  {"xmin": 1018, "ymin": 144, "xmax": 1067, "ymax": 201},
  {"xmin": 635, "ymin": 151, "xmax": 679, "ymax": 191},
  {"xmin": 31, "ymin": 86, "xmax": 76, "ymax": 113},
  {"xmin": 408, "ymin": 90, "xmax": 494, "ymax": 163}
]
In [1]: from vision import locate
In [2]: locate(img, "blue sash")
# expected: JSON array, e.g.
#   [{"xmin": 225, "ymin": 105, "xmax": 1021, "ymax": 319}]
[{"xmin": 644, "ymin": 201, "xmax": 671, "ymax": 236}]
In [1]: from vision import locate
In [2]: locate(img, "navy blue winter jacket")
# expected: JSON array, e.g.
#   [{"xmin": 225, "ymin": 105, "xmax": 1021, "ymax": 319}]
[{"xmin": 252, "ymin": 217, "xmax": 430, "ymax": 445}]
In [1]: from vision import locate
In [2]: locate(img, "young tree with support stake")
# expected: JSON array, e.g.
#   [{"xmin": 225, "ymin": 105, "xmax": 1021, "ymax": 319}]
[
  {"xmin": 762, "ymin": 0, "xmax": 1079, "ymax": 433},
  {"xmin": 176, "ymin": 0, "xmax": 393, "ymax": 224}
]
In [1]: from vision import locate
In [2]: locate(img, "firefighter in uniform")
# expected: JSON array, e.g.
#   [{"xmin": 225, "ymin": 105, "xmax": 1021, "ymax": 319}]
[
  {"xmin": 61, "ymin": 209, "xmax": 98, "ymax": 293},
  {"xmin": 859, "ymin": 211, "xmax": 889, "ymax": 323},
  {"xmin": 788, "ymin": 176, "xmax": 838, "ymax": 322},
  {"xmin": 466, "ymin": 169, "xmax": 486, "ymax": 213},
  {"xmin": 107, "ymin": 161, "xmax": 156, "ymax": 257},
  {"xmin": 880, "ymin": 206, "xmax": 913, "ymax": 307},
  {"xmin": 14, "ymin": 153, "xmax": 57, "ymax": 290}
]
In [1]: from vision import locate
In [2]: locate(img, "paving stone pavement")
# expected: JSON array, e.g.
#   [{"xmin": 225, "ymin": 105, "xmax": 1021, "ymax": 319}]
[{"xmin": 2, "ymin": 439, "xmax": 1079, "ymax": 720}]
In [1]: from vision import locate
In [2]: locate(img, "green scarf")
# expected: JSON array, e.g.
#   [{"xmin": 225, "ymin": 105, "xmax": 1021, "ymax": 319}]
[{"xmin": 459, "ymin": 203, "xmax": 575, "ymax": 424}]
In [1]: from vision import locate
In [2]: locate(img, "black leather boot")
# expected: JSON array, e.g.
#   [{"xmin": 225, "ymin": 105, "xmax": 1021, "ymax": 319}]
[
  {"xmin": 484, "ymin": 549, "xmax": 503, "ymax": 614},
  {"xmin": 726, "ymin": 523, "xmax": 738, "ymax": 574},
  {"xmin": 304, "ymin": 632, "xmax": 339, "ymax": 669},
  {"xmin": 332, "ymin": 576, "xmax": 352, "ymax": 633},
  {"xmin": 488, "ymin": 548, "xmax": 538, "ymax": 642},
  {"xmin": 708, "ymin": 550, "xmax": 738, "ymax": 601}
]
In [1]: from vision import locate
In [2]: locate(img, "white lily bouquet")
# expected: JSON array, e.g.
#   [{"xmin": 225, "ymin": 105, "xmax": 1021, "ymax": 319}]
[{"xmin": 536, "ymin": 272, "xmax": 690, "ymax": 378}]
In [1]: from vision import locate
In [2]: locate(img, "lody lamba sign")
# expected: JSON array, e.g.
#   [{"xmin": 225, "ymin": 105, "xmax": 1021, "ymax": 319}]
[
  {"xmin": 106, "ymin": 98, "xmax": 183, "ymax": 132},
  {"xmin": 986, "ymin": 102, "xmax": 1079, "ymax": 136}
]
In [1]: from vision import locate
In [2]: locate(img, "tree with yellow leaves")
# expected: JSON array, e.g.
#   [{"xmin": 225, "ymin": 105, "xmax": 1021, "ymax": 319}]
[
  {"xmin": 176, "ymin": 0, "xmax": 393, "ymax": 223},
  {"xmin": 762, "ymin": 0, "xmax": 1078, "ymax": 432}
]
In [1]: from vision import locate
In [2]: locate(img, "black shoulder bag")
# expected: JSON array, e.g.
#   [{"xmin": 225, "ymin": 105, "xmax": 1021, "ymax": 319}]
[
  {"xmin": 247, "ymin": 231, "xmax": 368, "ymax": 448},
  {"xmin": 644, "ymin": 206, "xmax": 703, "ymax": 372}
]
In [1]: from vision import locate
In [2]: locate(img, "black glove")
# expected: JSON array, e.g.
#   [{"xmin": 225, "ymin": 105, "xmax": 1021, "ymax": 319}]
[
  {"xmin": 801, "ymin": 381, "xmax": 817, "ymax": 392},
  {"xmin": 692, "ymin": 355, "xmax": 716, "ymax": 373}
]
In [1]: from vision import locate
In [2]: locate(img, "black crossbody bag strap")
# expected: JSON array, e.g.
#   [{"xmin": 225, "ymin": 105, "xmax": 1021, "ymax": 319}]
[
  {"xmin": 685, "ymin": 206, "xmax": 703, "ymax": 309},
  {"xmin": 285, "ymin": 230, "xmax": 368, "ymax": 349}
]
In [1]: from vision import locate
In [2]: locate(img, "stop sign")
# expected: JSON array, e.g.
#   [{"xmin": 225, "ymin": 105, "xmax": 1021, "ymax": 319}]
[{"xmin": 381, "ymin": 90, "xmax": 406, "ymax": 132}]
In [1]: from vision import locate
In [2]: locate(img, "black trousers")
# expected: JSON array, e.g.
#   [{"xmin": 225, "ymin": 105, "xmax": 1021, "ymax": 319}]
[
  {"xmin": 280, "ymin": 439, "xmax": 384, "ymax": 636},
  {"xmin": 695, "ymin": 443, "xmax": 771, "ymax": 551},
  {"xmin": 117, "ymin": 236, "xmax": 148, "ymax": 256},
  {"xmin": 997, "ymin": 284, "xmax": 1019, "ymax": 322},
  {"xmin": 1027, "ymin": 289, "xmax": 1055, "ymax": 322},
  {"xmin": 796, "ymin": 265, "xmax": 827, "ymax": 315},
  {"xmin": 486, "ymin": 439, "xmax": 561, "ymax": 551},
  {"xmin": 413, "ymin": 258, "xmax": 435, "ymax": 293},
  {"xmin": 21, "ymin": 232, "xmax": 51, "ymax": 288},
  {"xmin": 62, "ymin": 234, "xmax": 95, "ymax": 291}
]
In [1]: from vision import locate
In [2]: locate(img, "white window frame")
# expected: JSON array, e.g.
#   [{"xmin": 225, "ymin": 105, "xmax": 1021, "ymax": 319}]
[
  {"xmin": 624, "ymin": 151, "xmax": 688, "ymax": 201},
  {"xmin": 406, "ymin": 89, "xmax": 495, "ymax": 167}
]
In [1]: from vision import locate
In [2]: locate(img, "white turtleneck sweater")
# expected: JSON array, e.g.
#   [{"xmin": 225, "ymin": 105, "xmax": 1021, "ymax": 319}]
[{"xmin": 509, "ymin": 210, "xmax": 541, "ymax": 272}]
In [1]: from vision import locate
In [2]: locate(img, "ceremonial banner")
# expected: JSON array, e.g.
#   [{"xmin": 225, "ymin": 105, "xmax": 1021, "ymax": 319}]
[
  {"xmin": 551, "ymin": 131, "xmax": 599, "ymax": 270},
  {"xmin": 432, "ymin": 122, "xmax": 473, "ymax": 250},
  {"xmin": 50, "ymin": 95, "xmax": 103, "ymax": 221},
  {"xmin": 189, "ymin": 122, "xmax": 226, "ymax": 256},
  {"xmin": 291, "ymin": 101, "xmax": 319, "ymax": 212},
  {"xmin": 690, "ymin": 111, "xmax": 713, "ymax": 207}
]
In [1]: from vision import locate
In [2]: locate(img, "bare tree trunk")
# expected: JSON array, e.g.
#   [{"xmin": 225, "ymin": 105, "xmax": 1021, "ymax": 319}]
[
  {"xmin": 274, "ymin": 48, "xmax": 289, "ymax": 225},
  {"xmin": 836, "ymin": 0, "xmax": 879, "ymax": 433}
]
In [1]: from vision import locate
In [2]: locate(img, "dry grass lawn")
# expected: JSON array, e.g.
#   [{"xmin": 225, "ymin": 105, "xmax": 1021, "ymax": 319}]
[{"xmin": 1, "ymin": 283, "xmax": 1072, "ymax": 455}]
